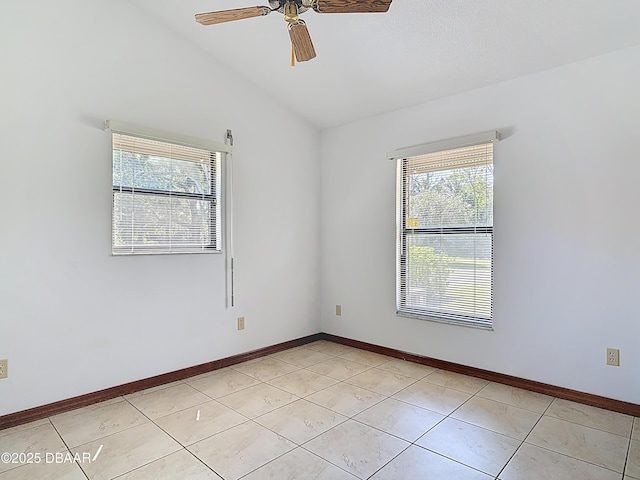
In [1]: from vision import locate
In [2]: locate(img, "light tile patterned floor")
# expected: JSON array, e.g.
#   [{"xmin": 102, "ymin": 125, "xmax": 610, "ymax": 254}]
[{"xmin": 0, "ymin": 340, "xmax": 638, "ymax": 479}]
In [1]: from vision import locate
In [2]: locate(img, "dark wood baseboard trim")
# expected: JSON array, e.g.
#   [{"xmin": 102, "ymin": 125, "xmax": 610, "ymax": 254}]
[
  {"xmin": 320, "ymin": 333, "xmax": 640, "ymax": 417},
  {"xmin": 2, "ymin": 331, "xmax": 637, "ymax": 431},
  {"xmin": 0, "ymin": 333, "xmax": 323, "ymax": 431}
]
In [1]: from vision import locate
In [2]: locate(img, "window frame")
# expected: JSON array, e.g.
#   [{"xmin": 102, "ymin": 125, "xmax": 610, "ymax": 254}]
[
  {"xmin": 107, "ymin": 122, "xmax": 230, "ymax": 256},
  {"xmin": 391, "ymin": 132, "xmax": 499, "ymax": 330}
]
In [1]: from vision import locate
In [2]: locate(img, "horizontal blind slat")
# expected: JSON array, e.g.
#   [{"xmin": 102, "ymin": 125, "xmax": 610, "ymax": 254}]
[
  {"xmin": 397, "ymin": 141, "xmax": 494, "ymax": 328},
  {"xmin": 112, "ymin": 132, "xmax": 222, "ymax": 255},
  {"xmin": 113, "ymin": 133, "xmax": 213, "ymax": 164}
]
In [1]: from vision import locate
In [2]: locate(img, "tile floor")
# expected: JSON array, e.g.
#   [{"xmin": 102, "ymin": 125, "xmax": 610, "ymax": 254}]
[{"xmin": 0, "ymin": 340, "xmax": 638, "ymax": 479}]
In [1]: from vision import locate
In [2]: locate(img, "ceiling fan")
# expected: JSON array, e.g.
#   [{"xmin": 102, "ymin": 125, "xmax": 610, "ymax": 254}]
[{"xmin": 195, "ymin": 0, "xmax": 393, "ymax": 64}]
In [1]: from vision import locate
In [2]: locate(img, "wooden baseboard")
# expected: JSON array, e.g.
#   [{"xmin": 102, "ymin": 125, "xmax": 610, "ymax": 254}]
[
  {"xmin": 0, "ymin": 333, "xmax": 323, "ymax": 430},
  {"xmin": 2, "ymin": 331, "xmax": 637, "ymax": 431},
  {"xmin": 320, "ymin": 333, "xmax": 640, "ymax": 417}
]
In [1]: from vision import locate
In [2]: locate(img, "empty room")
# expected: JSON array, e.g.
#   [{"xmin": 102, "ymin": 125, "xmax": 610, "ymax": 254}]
[{"xmin": 0, "ymin": 1, "xmax": 639, "ymax": 479}]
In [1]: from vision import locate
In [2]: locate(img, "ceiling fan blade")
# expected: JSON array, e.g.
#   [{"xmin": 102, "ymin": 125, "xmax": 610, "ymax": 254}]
[
  {"xmin": 313, "ymin": 0, "xmax": 392, "ymax": 13},
  {"xmin": 195, "ymin": 6, "xmax": 271, "ymax": 26},
  {"xmin": 289, "ymin": 21, "xmax": 317, "ymax": 62}
]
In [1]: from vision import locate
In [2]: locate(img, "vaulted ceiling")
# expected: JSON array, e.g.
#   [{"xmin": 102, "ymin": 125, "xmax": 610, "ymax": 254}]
[{"xmin": 128, "ymin": 0, "xmax": 640, "ymax": 129}]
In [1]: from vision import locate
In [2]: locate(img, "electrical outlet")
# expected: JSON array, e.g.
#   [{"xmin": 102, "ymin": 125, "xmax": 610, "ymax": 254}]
[
  {"xmin": 606, "ymin": 348, "xmax": 620, "ymax": 366},
  {"xmin": 237, "ymin": 317, "xmax": 245, "ymax": 330},
  {"xmin": 335, "ymin": 305, "xmax": 342, "ymax": 316},
  {"xmin": 0, "ymin": 359, "xmax": 7, "ymax": 379}
]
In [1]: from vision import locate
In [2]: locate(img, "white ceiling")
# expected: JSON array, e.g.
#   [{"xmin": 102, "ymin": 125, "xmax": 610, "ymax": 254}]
[{"xmin": 128, "ymin": 0, "xmax": 640, "ymax": 129}]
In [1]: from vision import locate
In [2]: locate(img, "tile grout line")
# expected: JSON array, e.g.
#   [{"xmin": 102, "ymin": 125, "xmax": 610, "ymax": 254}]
[
  {"xmin": 230, "ymin": 347, "xmax": 397, "ymax": 478},
  {"xmin": 46, "ymin": 417, "xmax": 90, "ymax": 480},
  {"xmin": 413, "ymin": 380, "xmax": 506, "ymax": 478},
  {"xmin": 493, "ymin": 391, "xmax": 557, "ymax": 479},
  {"xmin": 496, "ymin": 396, "xmax": 627, "ymax": 478},
  {"xmin": 159, "ymin": 352, "xmax": 345, "ymax": 478},
  {"xmin": 290, "ymin": 351, "xmax": 467, "ymax": 478},
  {"xmin": 364, "ymin": 442, "xmax": 413, "ymax": 479},
  {"xmin": 106, "ymin": 397, "xmax": 192, "ymax": 479},
  {"xmin": 622, "ymin": 437, "xmax": 631, "ymax": 480},
  {"xmin": 297, "ymin": 443, "xmax": 362, "ymax": 479},
  {"xmin": 120, "ymin": 391, "xmax": 241, "ymax": 480},
  {"xmin": 5, "ymin": 344, "xmax": 631, "ymax": 479}
]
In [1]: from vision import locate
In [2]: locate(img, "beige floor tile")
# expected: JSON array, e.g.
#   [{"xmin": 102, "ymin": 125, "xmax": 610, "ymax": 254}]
[
  {"xmin": 423, "ymin": 370, "xmax": 489, "ymax": 394},
  {"xmin": 188, "ymin": 421, "xmax": 295, "ymax": 480},
  {"xmin": 242, "ymin": 447, "xmax": 358, "ymax": 480},
  {"xmin": 273, "ymin": 348, "xmax": 334, "ymax": 368},
  {"xmin": 306, "ymin": 383, "xmax": 385, "ymax": 417},
  {"xmin": 339, "ymin": 349, "xmax": 391, "ymax": 367},
  {"xmin": 267, "ymin": 369, "xmax": 337, "ymax": 397},
  {"xmin": 546, "ymin": 398, "xmax": 634, "ymax": 437},
  {"xmin": 154, "ymin": 400, "xmax": 247, "ymax": 446},
  {"xmin": 124, "ymin": 381, "xmax": 184, "ymax": 396},
  {"xmin": 217, "ymin": 383, "xmax": 296, "ymax": 418},
  {"xmin": 451, "ymin": 396, "xmax": 541, "ymax": 440},
  {"xmin": 0, "ymin": 423, "xmax": 67, "ymax": 475},
  {"xmin": 0, "ymin": 457, "xmax": 87, "ymax": 480},
  {"xmin": 126, "ymin": 383, "xmax": 210, "ymax": 420},
  {"xmin": 526, "ymin": 416, "xmax": 629, "ymax": 473},
  {"xmin": 354, "ymin": 398, "xmax": 444, "ymax": 442},
  {"xmin": 50, "ymin": 398, "xmax": 125, "ymax": 421},
  {"xmin": 476, "ymin": 383, "xmax": 553, "ymax": 414},
  {"xmin": 626, "ymin": 440, "xmax": 640, "ymax": 479},
  {"xmin": 633, "ymin": 418, "xmax": 639, "ymax": 441},
  {"xmin": 0, "ymin": 418, "xmax": 50, "ymax": 438},
  {"xmin": 417, "ymin": 418, "xmax": 520, "ymax": 476},
  {"xmin": 183, "ymin": 367, "xmax": 232, "ymax": 384},
  {"xmin": 116, "ymin": 449, "xmax": 222, "ymax": 479},
  {"xmin": 370, "ymin": 445, "xmax": 492, "ymax": 480},
  {"xmin": 499, "ymin": 443, "xmax": 621, "ymax": 480},
  {"xmin": 255, "ymin": 399, "xmax": 347, "ymax": 444},
  {"xmin": 305, "ymin": 341, "xmax": 357, "ymax": 356},
  {"xmin": 186, "ymin": 369, "xmax": 260, "ymax": 398},
  {"xmin": 274, "ymin": 345, "xmax": 309, "ymax": 353},
  {"xmin": 72, "ymin": 422, "xmax": 181, "ymax": 480},
  {"xmin": 393, "ymin": 379, "xmax": 471, "ymax": 415},
  {"xmin": 377, "ymin": 358, "xmax": 437, "ymax": 380},
  {"xmin": 307, "ymin": 357, "xmax": 371, "ymax": 381},
  {"xmin": 304, "ymin": 340, "xmax": 335, "ymax": 351},
  {"xmin": 51, "ymin": 399, "xmax": 148, "ymax": 448},
  {"xmin": 345, "ymin": 368, "xmax": 415, "ymax": 396},
  {"xmin": 305, "ymin": 420, "xmax": 409, "ymax": 479},
  {"xmin": 232, "ymin": 357, "xmax": 299, "ymax": 382}
]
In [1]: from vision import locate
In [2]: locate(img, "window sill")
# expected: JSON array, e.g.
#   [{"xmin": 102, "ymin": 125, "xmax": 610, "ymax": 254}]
[{"xmin": 396, "ymin": 310, "xmax": 493, "ymax": 331}]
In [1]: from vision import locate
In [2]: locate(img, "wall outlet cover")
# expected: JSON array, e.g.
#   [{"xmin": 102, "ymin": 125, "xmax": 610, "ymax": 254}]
[{"xmin": 606, "ymin": 348, "xmax": 620, "ymax": 366}]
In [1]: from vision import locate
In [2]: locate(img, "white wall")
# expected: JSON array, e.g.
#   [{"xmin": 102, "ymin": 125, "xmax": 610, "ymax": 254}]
[
  {"xmin": 0, "ymin": 1, "xmax": 320, "ymax": 416},
  {"xmin": 320, "ymin": 46, "xmax": 640, "ymax": 404}
]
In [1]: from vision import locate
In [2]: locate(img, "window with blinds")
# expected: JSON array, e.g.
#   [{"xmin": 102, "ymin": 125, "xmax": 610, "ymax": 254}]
[
  {"xmin": 397, "ymin": 142, "xmax": 494, "ymax": 329},
  {"xmin": 112, "ymin": 133, "xmax": 222, "ymax": 255}
]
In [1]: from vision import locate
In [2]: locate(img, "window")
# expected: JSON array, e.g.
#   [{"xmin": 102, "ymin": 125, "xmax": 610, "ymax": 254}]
[
  {"xmin": 111, "ymin": 133, "xmax": 222, "ymax": 255},
  {"xmin": 395, "ymin": 136, "xmax": 496, "ymax": 329}
]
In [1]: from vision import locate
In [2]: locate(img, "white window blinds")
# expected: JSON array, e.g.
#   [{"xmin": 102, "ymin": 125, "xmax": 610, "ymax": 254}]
[
  {"xmin": 112, "ymin": 133, "xmax": 222, "ymax": 255},
  {"xmin": 396, "ymin": 139, "xmax": 496, "ymax": 329}
]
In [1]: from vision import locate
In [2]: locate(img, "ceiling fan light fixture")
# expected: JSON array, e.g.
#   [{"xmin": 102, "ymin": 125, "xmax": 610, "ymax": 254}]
[{"xmin": 194, "ymin": 0, "xmax": 392, "ymax": 62}]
